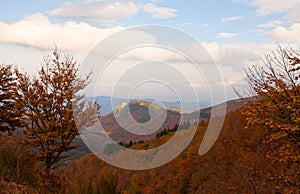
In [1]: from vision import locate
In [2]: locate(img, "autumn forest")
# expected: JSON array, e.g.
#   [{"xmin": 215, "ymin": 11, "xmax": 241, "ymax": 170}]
[{"xmin": 0, "ymin": 46, "xmax": 299, "ymax": 193}]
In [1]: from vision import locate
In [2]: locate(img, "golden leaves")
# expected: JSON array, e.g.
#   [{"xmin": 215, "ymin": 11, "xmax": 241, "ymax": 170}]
[
  {"xmin": 15, "ymin": 48, "xmax": 99, "ymax": 174},
  {"xmin": 241, "ymin": 46, "xmax": 300, "ymax": 191}
]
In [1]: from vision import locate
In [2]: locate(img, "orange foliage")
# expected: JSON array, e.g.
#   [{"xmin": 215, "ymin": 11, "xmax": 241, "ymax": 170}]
[
  {"xmin": 241, "ymin": 46, "xmax": 300, "ymax": 192},
  {"xmin": 60, "ymin": 109, "xmax": 299, "ymax": 193}
]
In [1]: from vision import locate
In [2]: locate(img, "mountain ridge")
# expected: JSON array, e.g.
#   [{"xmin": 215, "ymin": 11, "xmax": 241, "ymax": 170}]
[
  {"xmin": 57, "ymin": 97, "xmax": 255, "ymax": 167},
  {"xmin": 93, "ymin": 96, "xmax": 209, "ymax": 115}
]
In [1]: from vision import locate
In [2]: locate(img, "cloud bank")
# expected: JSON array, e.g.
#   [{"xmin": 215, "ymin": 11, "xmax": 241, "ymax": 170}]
[
  {"xmin": 143, "ymin": 3, "xmax": 177, "ymax": 19},
  {"xmin": 0, "ymin": 13, "xmax": 123, "ymax": 51},
  {"xmin": 217, "ymin": 32, "xmax": 238, "ymax": 39},
  {"xmin": 50, "ymin": 0, "xmax": 178, "ymax": 21},
  {"xmin": 50, "ymin": 1, "xmax": 139, "ymax": 22}
]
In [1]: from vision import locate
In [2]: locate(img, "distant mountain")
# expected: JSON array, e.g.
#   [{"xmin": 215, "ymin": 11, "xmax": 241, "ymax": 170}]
[
  {"xmin": 167, "ymin": 106, "xmax": 190, "ymax": 114},
  {"xmin": 99, "ymin": 97, "xmax": 256, "ymax": 143},
  {"xmin": 99, "ymin": 100, "xmax": 182, "ymax": 143},
  {"xmin": 184, "ymin": 97, "xmax": 256, "ymax": 120},
  {"xmin": 59, "ymin": 97, "xmax": 256, "ymax": 167},
  {"xmin": 93, "ymin": 96, "xmax": 128, "ymax": 115},
  {"xmin": 93, "ymin": 96, "xmax": 208, "ymax": 115}
]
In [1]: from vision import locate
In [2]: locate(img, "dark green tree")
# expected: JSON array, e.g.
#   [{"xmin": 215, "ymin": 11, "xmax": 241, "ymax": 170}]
[{"xmin": 179, "ymin": 176, "xmax": 189, "ymax": 194}]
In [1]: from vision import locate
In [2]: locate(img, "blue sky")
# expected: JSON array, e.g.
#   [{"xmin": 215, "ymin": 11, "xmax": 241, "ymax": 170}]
[
  {"xmin": 1, "ymin": 0, "xmax": 297, "ymax": 43},
  {"xmin": 0, "ymin": 0, "xmax": 276, "ymax": 42},
  {"xmin": 0, "ymin": 0, "xmax": 299, "ymax": 103}
]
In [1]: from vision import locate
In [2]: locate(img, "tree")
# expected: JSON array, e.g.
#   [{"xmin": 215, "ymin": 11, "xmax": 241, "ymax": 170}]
[
  {"xmin": 179, "ymin": 176, "xmax": 189, "ymax": 194},
  {"xmin": 15, "ymin": 48, "xmax": 99, "ymax": 175},
  {"xmin": 241, "ymin": 46, "xmax": 300, "ymax": 192},
  {"xmin": 0, "ymin": 64, "xmax": 23, "ymax": 133},
  {"xmin": 242, "ymin": 46, "xmax": 299, "ymax": 163}
]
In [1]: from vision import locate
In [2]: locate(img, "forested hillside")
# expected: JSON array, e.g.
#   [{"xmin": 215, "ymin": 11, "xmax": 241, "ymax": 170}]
[{"xmin": 59, "ymin": 108, "xmax": 299, "ymax": 193}]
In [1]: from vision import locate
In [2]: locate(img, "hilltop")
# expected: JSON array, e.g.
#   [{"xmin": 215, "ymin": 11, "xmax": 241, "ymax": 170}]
[
  {"xmin": 99, "ymin": 100, "xmax": 181, "ymax": 143},
  {"xmin": 94, "ymin": 96, "xmax": 209, "ymax": 115}
]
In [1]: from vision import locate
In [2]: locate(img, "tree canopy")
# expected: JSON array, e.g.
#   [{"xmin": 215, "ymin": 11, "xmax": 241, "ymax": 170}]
[
  {"xmin": 15, "ymin": 49, "xmax": 99, "ymax": 174},
  {"xmin": 242, "ymin": 46, "xmax": 300, "ymax": 163},
  {"xmin": 0, "ymin": 64, "xmax": 22, "ymax": 133}
]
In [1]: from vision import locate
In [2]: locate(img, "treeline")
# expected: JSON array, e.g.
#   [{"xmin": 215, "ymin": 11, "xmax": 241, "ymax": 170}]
[
  {"xmin": 118, "ymin": 140, "xmax": 144, "ymax": 148},
  {"xmin": 103, "ymin": 121, "xmax": 193, "ymax": 156},
  {"xmin": 103, "ymin": 140, "xmax": 146, "ymax": 156},
  {"xmin": 156, "ymin": 121, "xmax": 191, "ymax": 138}
]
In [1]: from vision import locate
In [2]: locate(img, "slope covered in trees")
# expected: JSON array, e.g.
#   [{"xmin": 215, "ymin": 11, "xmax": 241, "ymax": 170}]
[{"xmin": 59, "ymin": 108, "xmax": 299, "ymax": 193}]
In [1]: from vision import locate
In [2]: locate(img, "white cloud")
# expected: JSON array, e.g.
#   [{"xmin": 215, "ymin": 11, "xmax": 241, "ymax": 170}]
[
  {"xmin": 90, "ymin": 41, "xmax": 270, "ymax": 102},
  {"xmin": 0, "ymin": 13, "xmax": 124, "ymax": 51},
  {"xmin": 116, "ymin": 42, "xmax": 224, "ymax": 64},
  {"xmin": 118, "ymin": 46, "xmax": 184, "ymax": 61},
  {"xmin": 250, "ymin": 0, "xmax": 300, "ymax": 16},
  {"xmin": 176, "ymin": 22, "xmax": 208, "ymax": 29},
  {"xmin": 232, "ymin": 0, "xmax": 250, "ymax": 3},
  {"xmin": 221, "ymin": 48, "xmax": 260, "ymax": 70},
  {"xmin": 112, "ymin": 41, "xmax": 261, "ymax": 72},
  {"xmin": 201, "ymin": 24, "xmax": 209, "ymax": 28},
  {"xmin": 246, "ymin": 1, "xmax": 300, "ymax": 41},
  {"xmin": 50, "ymin": 1, "xmax": 178, "ymax": 21},
  {"xmin": 288, "ymin": 6, "xmax": 300, "ymax": 22},
  {"xmin": 143, "ymin": 3, "xmax": 177, "ymax": 19},
  {"xmin": 50, "ymin": 0, "xmax": 139, "ymax": 22},
  {"xmin": 177, "ymin": 22, "xmax": 195, "ymax": 27},
  {"xmin": 257, "ymin": 20, "xmax": 282, "ymax": 28},
  {"xmin": 202, "ymin": 42, "xmax": 261, "ymax": 70},
  {"xmin": 217, "ymin": 32, "xmax": 238, "ymax": 39},
  {"xmin": 220, "ymin": 16, "xmax": 243, "ymax": 22},
  {"xmin": 266, "ymin": 23, "xmax": 300, "ymax": 43}
]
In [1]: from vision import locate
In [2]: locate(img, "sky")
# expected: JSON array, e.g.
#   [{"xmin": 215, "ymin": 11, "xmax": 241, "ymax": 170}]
[{"xmin": 0, "ymin": 0, "xmax": 300, "ymax": 104}]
